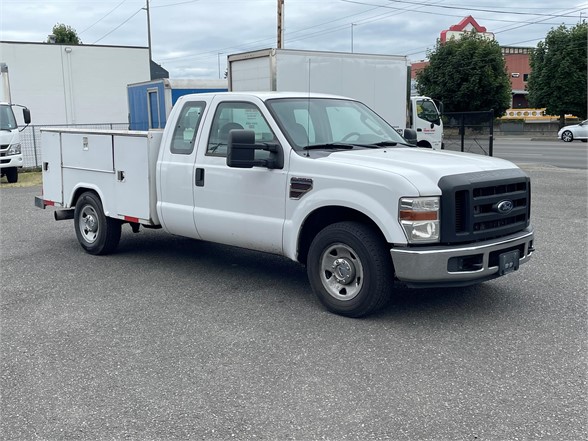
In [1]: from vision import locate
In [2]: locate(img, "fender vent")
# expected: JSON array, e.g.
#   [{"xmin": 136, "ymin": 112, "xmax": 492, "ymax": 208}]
[{"xmin": 290, "ymin": 177, "xmax": 313, "ymax": 199}]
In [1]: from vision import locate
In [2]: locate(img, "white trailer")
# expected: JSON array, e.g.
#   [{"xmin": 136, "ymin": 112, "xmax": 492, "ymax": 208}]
[{"xmin": 227, "ymin": 48, "xmax": 443, "ymax": 149}]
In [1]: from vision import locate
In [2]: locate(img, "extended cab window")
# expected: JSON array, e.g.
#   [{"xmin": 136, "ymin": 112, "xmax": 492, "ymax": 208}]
[
  {"xmin": 170, "ymin": 101, "xmax": 206, "ymax": 154},
  {"xmin": 207, "ymin": 102, "xmax": 275, "ymax": 157}
]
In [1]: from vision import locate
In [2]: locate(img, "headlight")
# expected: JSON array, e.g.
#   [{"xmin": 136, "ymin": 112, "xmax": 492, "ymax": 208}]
[
  {"xmin": 399, "ymin": 197, "xmax": 440, "ymax": 243},
  {"xmin": 8, "ymin": 143, "xmax": 21, "ymax": 155}
]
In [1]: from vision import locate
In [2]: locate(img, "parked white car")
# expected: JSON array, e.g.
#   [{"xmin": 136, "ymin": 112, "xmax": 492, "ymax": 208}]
[{"xmin": 558, "ymin": 120, "xmax": 588, "ymax": 142}]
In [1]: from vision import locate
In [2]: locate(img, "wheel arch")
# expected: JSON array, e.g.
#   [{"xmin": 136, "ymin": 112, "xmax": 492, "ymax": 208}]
[
  {"xmin": 296, "ymin": 205, "xmax": 388, "ymax": 266},
  {"xmin": 417, "ymin": 140, "xmax": 432, "ymax": 148},
  {"xmin": 68, "ymin": 185, "xmax": 104, "ymax": 208}
]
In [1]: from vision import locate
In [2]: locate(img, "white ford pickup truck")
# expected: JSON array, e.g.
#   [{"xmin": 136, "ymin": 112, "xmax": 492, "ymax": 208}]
[{"xmin": 35, "ymin": 92, "xmax": 534, "ymax": 317}]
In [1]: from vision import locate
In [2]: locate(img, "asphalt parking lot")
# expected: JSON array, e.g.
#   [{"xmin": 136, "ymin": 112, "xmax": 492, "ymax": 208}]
[{"xmin": 1, "ymin": 164, "xmax": 586, "ymax": 440}]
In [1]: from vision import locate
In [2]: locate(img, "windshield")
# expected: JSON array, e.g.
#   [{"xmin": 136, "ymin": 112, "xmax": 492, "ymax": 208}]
[
  {"xmin": 266, "ymin": 98, "xmax": 407, "ymax": 150},
  {"xmin": 0, "ymin": 104, "xmax": 17, "ymax": 131}
]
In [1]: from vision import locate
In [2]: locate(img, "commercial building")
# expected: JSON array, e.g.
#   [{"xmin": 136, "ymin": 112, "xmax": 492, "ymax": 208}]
[{"xmin": 0, "ymin": 41, "xmax": 151, "ymax": 126}]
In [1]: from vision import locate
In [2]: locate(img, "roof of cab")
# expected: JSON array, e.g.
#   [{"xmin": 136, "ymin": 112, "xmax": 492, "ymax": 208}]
[{"xmin": 179, "ymin": 91, "xmax": 353, "ymax": 101}]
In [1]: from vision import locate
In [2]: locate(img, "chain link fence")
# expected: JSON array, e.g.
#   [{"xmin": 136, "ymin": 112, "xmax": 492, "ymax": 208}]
[
  {"xmin": 20, "ymin": 123, "xmax": 128, "ymax": 168},
  {"xmin": 22, "ymin": 113, "xmax": 550, "ymax": 167},
  {"xmin": 442, "ymin": 110, "xmax": 495, "ymax": 156}
]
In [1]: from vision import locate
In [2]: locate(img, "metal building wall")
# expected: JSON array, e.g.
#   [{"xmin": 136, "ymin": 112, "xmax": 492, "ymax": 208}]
[{"xmin": 0, "ymin": 41, "xmax": 150, "ymax": 126}]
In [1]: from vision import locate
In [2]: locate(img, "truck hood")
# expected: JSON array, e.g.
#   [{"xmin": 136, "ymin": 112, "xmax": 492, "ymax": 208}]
[{"xmin": 321, "ymin": 147, "xmax": 520, "ymax": 195}]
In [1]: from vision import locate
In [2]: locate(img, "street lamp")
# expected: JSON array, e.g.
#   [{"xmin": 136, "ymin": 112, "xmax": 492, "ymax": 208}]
[{"xmin": 218, "ymin": 53, "xmax": 223, "ymax": 79}]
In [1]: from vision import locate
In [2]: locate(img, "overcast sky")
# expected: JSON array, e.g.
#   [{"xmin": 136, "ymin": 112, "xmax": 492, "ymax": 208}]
[{"xmin": 1, "ymin": 0, "xmax": 586, "ymax": 78}]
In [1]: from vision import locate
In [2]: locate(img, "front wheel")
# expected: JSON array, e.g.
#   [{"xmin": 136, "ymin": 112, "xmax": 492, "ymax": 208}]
[
  {"xmin": 561, "ymin": 130, "xmax": 574, "ymax": 142},
  {"xmin": 307, "ymin": 222, "xmax": 393, "ymax": 317},
  {"xmin": 74, "ymin": 192, "xmax": 121, "ymax": 255},
  {"xmin": 5, "ymin": 167, "xmax": 18, "ymax": 183}
]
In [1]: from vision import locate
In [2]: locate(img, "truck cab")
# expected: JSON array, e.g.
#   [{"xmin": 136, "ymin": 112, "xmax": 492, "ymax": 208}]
[
  {"xmin": 0, "ymin": 103, "xmax": 30, "ymax": 183},
  {"xmin": 409, "ymin": 96, "xmax": 443, "ymax": 150},
  {"xmin": 1, "ymin": 63, "xmax": 31, "ymax": 183}
]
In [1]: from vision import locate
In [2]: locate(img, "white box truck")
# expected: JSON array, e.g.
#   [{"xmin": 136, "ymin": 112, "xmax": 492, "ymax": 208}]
[
  {"xmin": 1, "ymin": 63, "xmax": 31, "ymax": 183},
  {"xmin": 227, "ymin": 48, "xmax": 443, "ymax": 149},
  {"xmin": 35, "ymin": 91, "xmax": 533, "ymax": 317}
]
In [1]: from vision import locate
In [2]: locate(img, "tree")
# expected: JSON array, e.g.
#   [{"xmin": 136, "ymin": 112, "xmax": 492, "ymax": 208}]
[
  {"xmin": 527, "ymin": 23, "xmax": 587, "ymax": 125},
  {"xmin": 416, "ymin": 33, "xmax": 512, "ymax": 117},
  {"xmin": 48, "ymin": 23, "xmax": 81, "ymax": 45}
]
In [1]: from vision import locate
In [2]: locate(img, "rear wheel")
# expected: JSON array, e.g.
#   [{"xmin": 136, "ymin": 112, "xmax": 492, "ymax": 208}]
[
  {"xmin": 307, "ymin": 221, "xmax": 393, "ymax": 317},
  {"xmin": 5, "ymin": 167, "xmax": 18, "ymax": 183},
  {"xmin": 74, "ymin": 192, "xmax": 121, "ymax": 255},
  {"xmin": 561, "ymin": 130, "xmax": 574, "ymax": 142}
]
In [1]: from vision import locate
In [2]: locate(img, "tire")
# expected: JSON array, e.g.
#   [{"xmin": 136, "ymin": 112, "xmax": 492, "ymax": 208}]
[
  {"xmin": 307, "ymin": 221, "xmax": 393, "ymax": 317},
  {"xmin": 5, "ymin": 167, "xmax": 18, "ymax": 183},
  {"xmin": 74, "ymin": 192, "xmax": 121, "ymax": 255},
  {"xmin": 561, "ymin": 130, "xmax": 573, "ymax": 142}
]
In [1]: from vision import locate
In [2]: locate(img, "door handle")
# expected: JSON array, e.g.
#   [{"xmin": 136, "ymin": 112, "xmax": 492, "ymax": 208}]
[
  {"xmin": 195, "ymin": 168, "xmax": 205, "ymax": 187},
  {"xmin": 417, "ymin": 128, "xmax": 423, "ymax": 132}
]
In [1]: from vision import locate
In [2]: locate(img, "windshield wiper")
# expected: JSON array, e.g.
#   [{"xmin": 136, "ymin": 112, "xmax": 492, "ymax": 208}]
[
  {"xmin": 345, "ymin": 141, "xmax": 414, "ymax": 148},
  {"xmin": 303, "ymin": 143, "xmax": 355, "ymax": 151},
  {"xmin": 372, "ymin": 140, "xmax": 416, "ymax": 148}
]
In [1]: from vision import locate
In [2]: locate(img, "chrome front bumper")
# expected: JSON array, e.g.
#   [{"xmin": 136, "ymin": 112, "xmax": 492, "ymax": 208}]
[{"xmin": 390, "ymin": 228, "xmax": 534, "ymax": 287}]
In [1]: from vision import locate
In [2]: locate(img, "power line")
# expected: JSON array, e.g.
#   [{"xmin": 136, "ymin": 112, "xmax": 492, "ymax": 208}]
[
  {"xmin": 341, "ymin": 0, "xmax": 582, "ymax": 24},
  {"xmin": 381, "ymin": 0, "xmax": 584, "ymax": 18},
  {"xmin": 92, "ymin": 8, "xmax": 144, "ymax": 44},
  {"xmin": 79, "ymin": 0, "xmax": 128, "ymax": 35},
  {"xmin": 152, "ymin": 0, "xmax": 200, "ymax": 8},
  {"xmin": 494, "ymin": 6, "xmax": 586, "ymax": 35}
]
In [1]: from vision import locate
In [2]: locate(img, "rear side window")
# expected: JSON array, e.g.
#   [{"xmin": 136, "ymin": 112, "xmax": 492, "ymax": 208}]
[{"xmin": 170, "ymin": 101, "xmax": 206, "ymax": 154}]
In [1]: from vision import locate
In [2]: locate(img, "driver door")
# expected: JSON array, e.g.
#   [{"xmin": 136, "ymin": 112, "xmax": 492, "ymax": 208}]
[{"xmin": 191, "ymin": 97, "xmax": 288, "ymax": 254}]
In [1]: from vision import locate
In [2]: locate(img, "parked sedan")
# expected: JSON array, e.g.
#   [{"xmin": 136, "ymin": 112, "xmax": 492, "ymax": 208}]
[{"xmin": 558, "ymin": 120, "xmax": 588, "ymax": 142}]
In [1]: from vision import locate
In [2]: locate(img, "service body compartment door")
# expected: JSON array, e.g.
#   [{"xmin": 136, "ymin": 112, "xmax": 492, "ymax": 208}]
[
  {"xmin": 61, "ymin": 132, "xmax": 114, "ymax": 172},
  {"xmin": 40, "ymin": 130, "xmax": 64, "ymax": 205},
  {"xmin": 113, "ymin": 131, "xmax": 162, "ymax": 223}
]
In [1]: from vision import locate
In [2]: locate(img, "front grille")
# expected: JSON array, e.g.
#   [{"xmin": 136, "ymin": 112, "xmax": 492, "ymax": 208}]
[{"xmin": 439, "ymin": 169, "xmax": 531, "ymax": 244}]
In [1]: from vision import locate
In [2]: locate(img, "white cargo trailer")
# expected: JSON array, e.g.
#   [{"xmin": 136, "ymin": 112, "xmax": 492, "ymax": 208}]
[{"xmin": 227, "ymin": 48, "xmax": 443, "ymax": 149}]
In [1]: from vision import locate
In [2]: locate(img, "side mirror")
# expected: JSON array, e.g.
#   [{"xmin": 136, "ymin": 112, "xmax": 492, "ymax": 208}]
[
  {"xmin": 227, "ymin": 129, "xmax": 256, "ymax": 168},
  {"xmin": 403, "ymin": 128, "xmax": 418, "ymax": 145},
  {"xmin": 435, "ymin": 99, "xmax": 444, "ymax": 116},
  {"xmin": 227, "ymin": 129, "xmax": 284, "ymax": 169},
  {"xmin": 22, "ymin": 108, "xmax": 31, "ymax": 125}
]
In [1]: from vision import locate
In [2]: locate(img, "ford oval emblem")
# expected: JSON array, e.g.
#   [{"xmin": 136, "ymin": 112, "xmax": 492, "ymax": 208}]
[{"xmin": 496, "ymin": 200, "xmax": 514, "ymax": 215}]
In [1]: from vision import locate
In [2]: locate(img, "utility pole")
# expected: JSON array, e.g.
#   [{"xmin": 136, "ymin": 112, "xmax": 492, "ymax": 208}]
[
  {"xmin": 145, "ymin": 0, "xmax": 153, "ymax": 63},
  {"xmin": 277, "ymin": 0, "xmax": 284, "ymax": 48}
]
